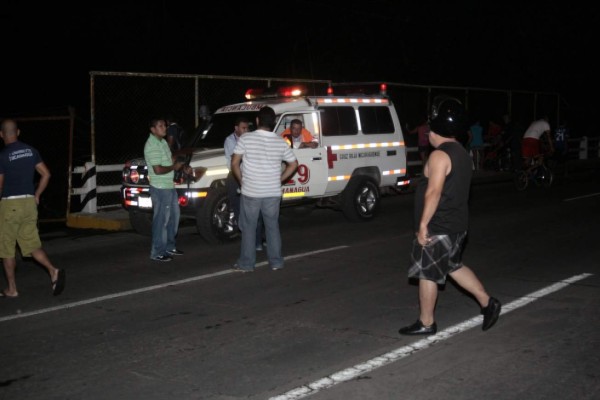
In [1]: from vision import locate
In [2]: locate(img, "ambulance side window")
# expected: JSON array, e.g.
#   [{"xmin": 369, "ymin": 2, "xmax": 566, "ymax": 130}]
[
  {"xmin": 276, "ymin": 114, "xmax": 311, "ymax": 134},
  {"xmin": 275, "ymin": 115, "xmax": 298, "ymax": 136},
  {"xmin": 321, "ymin": 107, "xmax": 358, "ymax": 137},
  {"xmin": 359, "ymin": 106, "xmax": 395, "ymax": 134}
]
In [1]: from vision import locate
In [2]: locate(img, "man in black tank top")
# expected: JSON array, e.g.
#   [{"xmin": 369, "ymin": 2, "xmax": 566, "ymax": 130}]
[{"xmin": 399, "ymin": 97, "xmax": 501, "ymax": 335}]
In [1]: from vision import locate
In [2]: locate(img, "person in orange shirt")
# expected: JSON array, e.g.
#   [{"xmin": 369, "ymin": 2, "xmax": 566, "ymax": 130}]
[{"xmin": 281, "ymin": 119, "xmax": 318, "ymax": 149}]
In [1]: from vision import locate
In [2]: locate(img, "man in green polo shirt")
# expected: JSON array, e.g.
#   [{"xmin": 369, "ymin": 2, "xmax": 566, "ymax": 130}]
[{"xmin": 144, "ymin": 118, "xmax": 188, "ymax": 262}]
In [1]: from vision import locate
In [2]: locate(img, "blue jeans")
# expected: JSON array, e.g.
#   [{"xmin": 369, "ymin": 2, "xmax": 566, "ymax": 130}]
[
  {"xmin": 226, "ymin": 172, "xmax": 241, "ymax": 223},
  {"xmin": 237, "ymin": 195, "xmax": 282, "ymax": 270},
  {"xmin": 226, "ymin": 173, "xmax": 263, "ymax": 245},
  {"xmin": 255, "ymin": 212, "xmax": 265, "ymax": 248},
  {"xmin": 149, "ymin": 186, "xmax": 180, "ymax": 258}
]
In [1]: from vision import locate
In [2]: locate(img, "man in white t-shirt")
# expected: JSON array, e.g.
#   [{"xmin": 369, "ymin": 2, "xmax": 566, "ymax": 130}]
[
  {"xmin": 231, "ymin": 107, "xmax": 298, "ymax": 272},
  {"xmin": 521, "ymin": 117, "xmax": 554, "ymax": 164}
]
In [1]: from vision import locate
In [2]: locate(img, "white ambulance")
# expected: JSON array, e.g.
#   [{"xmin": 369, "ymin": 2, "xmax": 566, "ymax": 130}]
[{"xmin": 121, "ymin": 84, "xmax": 409, "ymax": 244}]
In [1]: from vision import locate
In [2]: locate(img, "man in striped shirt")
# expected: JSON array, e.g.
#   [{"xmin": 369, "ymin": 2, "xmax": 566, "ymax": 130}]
[{"xmin": 231, "ymin": 107, "xmax": 298, "ymax": 272}]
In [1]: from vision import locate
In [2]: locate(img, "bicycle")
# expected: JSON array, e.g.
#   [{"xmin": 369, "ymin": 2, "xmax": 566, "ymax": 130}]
[
  {"xmin": 513, "ymin": 154, "xmax": 554, "ymax": 191},
  {"xmin": 482, "ymin": 142, "xmax": 512, "ymax": 172}
]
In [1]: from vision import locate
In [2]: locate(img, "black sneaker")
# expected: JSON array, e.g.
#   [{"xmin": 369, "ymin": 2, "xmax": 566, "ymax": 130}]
[
  {"xmin": 167, "ymin": 249, "xmax": 184, "ymax": 256},
  {"xmin": 231, "ymin": 264, "xmax": 253, "ymax": 273},
  {"xmin": 481, "ymin": 297, "xmax": 501, "ymax": 331},
  {"xmin": 398, "ymin": 320, "xmax": 437, "ymax": 335},
  {"xmin": 151, "ymin": 255, "xmax": 173, "ymax": 262}
]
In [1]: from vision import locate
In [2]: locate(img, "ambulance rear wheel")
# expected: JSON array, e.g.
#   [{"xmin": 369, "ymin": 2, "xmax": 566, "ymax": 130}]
[{"xmin": 341, "ymin": 177, "xmax": 380, "ymax": 222}]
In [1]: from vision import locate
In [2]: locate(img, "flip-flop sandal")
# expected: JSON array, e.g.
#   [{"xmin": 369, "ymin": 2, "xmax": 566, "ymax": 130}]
[
  {"xmin": 1, "ymin": 290, "xmax": 19, "ymax": 298},
  {"xmin": 52, "ymin": 269, "xmax": 66, "ymax": 296}
]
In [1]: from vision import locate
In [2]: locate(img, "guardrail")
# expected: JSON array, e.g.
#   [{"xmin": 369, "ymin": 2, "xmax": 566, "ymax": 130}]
[
  {"xmin": 573, "ymin": 136, "xmax": 600, "ymax": 159},
  {"xmin": 70, "ymin": 162, "xmax": 123, "ymax": 213},
  {"xmin": 69, "ymin": 137, "xmax": 599, "ymax": 214}
]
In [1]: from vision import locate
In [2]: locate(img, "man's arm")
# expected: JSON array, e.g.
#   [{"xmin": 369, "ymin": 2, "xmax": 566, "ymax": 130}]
[
  {"xmin": 224, "ymin": 136, "xmax": 235, "ymax": 169},
  {"xmin": 34, "ymin": 161, "xmax": 51, "ymax": 205},
  {"xmin": 300, "ymin": 130, "xmax": 318, "ymax": 149},
  {"xmin": 418, "ymin": 150, "xmax": 451, "ymax": 246},
  {"xmin": 145, "ymin": 142, "xmax": 183, "ymax": 175},
  {"xmin": 299, "ymin": 141, "xmax": 318, "ymax": 149},
  {"xmin": 152, "ymin": 161, "xmax": 184, "ymax": 175},
  {"xmin": 0, "ymin": 174, "xmax": 4, "ymax": 198},
  {"xmin": 231, "ymin": 153, "xmax": 243, "ymax": 184},
  {"xmin": 281, "ymin": 160, "xmax": 299, "ymax": 183}
]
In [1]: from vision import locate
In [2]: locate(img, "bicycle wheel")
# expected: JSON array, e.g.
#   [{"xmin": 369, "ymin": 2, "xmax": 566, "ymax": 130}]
[
  {"xmin": 514, "ymin": 170, "xmax": 528, "ymax": 191},
  {"xmin": 538, "ymin": 165, "xmax": 554, "ymax": 188}
]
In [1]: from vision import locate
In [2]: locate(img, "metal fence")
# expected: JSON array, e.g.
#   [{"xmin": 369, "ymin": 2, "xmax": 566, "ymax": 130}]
[
  {"xmin": 0, "ymin": 73, "xmax": 578, "ymax": 220},
  {"xmin": 88, "ymin": 72, "xmax": 333, "ymax": 165},
  {"xmin": 78, "ymin": 72, "xmax": 561, "ymax": 213},
  {"xmin": 84, "ymin": 72, "xmax": 333, "ymax": 211},
  {"xmin": 345, "ymin": 82, "xmax": 560, "ymax": 170}
]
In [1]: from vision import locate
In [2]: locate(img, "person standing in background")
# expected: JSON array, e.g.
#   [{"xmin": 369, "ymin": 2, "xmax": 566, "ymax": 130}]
[
  {"xmin": 224, "ymin": 116, "xmax": 251, "ymax": 227},
  {"xmin": 0, "ymin": 119, "xmax": 65, "ymax": 297},
  {"xmin": 231, "ymin": 107, "xmax": 298, "ymax": 272},
  {"xmin": 408, "ymin": 117, "xmax": 431, "ymax": 166},
  {"xmin": 165, "ymin": 115, "xmax": 185, "ymax": 152},
  {"xmin": 144, "ymin": 117, "xmax": 190, "ymax": 262},
  {"xmin": 224, "ymin": 116, "xmax": 266, "ymax": 249},
  {"xmin": 467, "ymin": 119, "xmax": 484, "ymax": 170}
]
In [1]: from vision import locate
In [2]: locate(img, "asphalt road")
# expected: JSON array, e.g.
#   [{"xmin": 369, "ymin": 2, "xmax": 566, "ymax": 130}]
[{"xmin": 1, "ymin": 169, "xmax": 599, "ymax": 400}]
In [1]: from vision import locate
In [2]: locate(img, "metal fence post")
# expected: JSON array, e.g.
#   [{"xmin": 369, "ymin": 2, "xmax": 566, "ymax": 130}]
[
  {"xmin": 579, "ymin": 136, "xmax": 588, "ymax": 160},
  {"xmin": 80, "ymin": 161, "xmax": 98, "ymax": 213}
]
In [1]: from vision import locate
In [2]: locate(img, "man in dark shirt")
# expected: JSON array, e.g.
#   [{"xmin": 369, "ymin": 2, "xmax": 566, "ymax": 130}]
[
  {"xmin": 166, "ymin": 116, "xmax": 184, "ymax": 152},
  {"xmin": 0, "ymin": 119, "xmax": 65, "ymax": 298},
  {"xmin": 398, "ymin": 97, "xmax": 501, "ymax": 335}
]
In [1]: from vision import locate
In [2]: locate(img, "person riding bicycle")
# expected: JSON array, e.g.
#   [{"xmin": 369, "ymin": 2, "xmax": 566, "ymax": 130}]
[{"xmin": 521, "ymin": 116, "xmax": 554, "ymax": 169}]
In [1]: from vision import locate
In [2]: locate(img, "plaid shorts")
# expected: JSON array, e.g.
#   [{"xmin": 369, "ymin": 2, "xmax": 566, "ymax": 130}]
[{"xmin": 408, "ymin": 231, "xmax": 467, "ymax": 284}]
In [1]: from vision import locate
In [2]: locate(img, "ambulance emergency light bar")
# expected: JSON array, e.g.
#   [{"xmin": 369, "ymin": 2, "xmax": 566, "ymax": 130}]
[
  {"xmin": 327, "ymin": 82, "xmax": 388, "ymax": 97},
  {"xmin": 245, "ymin": 85, "xmax": 308, "ymax": 100}
]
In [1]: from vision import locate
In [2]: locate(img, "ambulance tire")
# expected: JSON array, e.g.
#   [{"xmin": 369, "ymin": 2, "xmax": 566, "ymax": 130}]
[
  {"xmin": 341, "ymin": 177, "xmax": 380, "ymax": 222},
  {"xmin": 196, "ymin": 186, "xmax": 238, "ymax": 245},
  {"xmin": 129, "ymin": 209, "xmax": 153, "ymax": 236}
]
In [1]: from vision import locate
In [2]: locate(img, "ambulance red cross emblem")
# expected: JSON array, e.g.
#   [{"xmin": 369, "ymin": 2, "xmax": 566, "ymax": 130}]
[{"xmin": 326, "ymin": 146, "xmax": 338, "ymax": 169}]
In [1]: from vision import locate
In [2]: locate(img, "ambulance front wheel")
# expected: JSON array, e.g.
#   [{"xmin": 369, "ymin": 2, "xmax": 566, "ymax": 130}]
[
  {"xmin": 196, "ymin": 186, "xmax": 238, "ymax": 244},
  {"xmin": 341, "ymin": 177, "xmax": 380, "ymax": 222}
]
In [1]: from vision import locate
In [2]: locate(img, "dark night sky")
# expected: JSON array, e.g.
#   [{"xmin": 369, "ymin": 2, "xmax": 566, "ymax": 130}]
[{"xmin": 1, "ymin": 1, "xmax": 596, "ymax": 132}]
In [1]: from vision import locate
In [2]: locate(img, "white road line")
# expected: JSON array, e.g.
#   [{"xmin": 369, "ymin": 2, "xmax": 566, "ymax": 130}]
[
  {"xmin": 269, "ymin": 272, "xmax": 594, "ymax": 400},
  {"xmin": 0, "ymin": 245, "xmax": 348, "ymax": 323},
  {"xmin": 564, "ymin": 192, "xmax": 600, "ymax": 202}
]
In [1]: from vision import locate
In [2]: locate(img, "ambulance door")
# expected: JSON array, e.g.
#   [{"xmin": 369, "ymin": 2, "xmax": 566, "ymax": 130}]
[{"xmin": 278, "ymin": 112, "xmax": 328, "ymax": 199}]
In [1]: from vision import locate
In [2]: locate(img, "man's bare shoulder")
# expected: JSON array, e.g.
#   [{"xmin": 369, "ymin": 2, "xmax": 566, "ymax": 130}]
[
  {"xmin": 424, "ymin": 149, "xmax": 451, "ymax": 176},
  {"xmin": 428, "ymin": 149, "xmax": 450, "ymax": 164}
]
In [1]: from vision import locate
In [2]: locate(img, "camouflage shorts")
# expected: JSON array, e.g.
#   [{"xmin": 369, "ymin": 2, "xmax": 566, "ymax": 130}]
[{"xmin": 407, "ymin": 231, "xmax": 467, "ymax": 284}]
